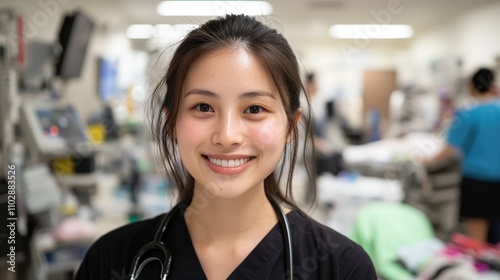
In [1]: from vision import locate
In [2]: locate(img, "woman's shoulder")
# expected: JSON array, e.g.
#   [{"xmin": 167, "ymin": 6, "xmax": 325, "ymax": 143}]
[
  {"xmin": 288, "ymin": 210, "xmax": 377, "ymax": 279},
  {"xmin": 91, "ymin": 213, "xmax": 165, "ymax": 252},
  {"xmin": 289, "ymin": 210, "xmax": 361, "ymax": 249},
  {"xmin": 460, "ymin": 98, "xmax": 500, "ymax": 113},
  {"xmin": 74, "ymin": 214, "xmax": 167, "ymax": 280}
]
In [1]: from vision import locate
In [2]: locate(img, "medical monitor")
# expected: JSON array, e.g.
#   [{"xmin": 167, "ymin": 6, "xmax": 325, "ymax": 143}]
[
  {"xmin": 36, "ymin": 107, "xmax": 86, "ymax": 140},
  {"xmin": 55, "ymin": 10, "xmax": 95, "ymax": 79},
  {"xmin": 21, "ymin": 100, "xmax": 90, "ymax": 157}
]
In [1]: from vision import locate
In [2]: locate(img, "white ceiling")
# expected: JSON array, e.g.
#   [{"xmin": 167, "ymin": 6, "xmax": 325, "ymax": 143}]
[
  {"xmin": 2, "ymin": 0, "xmax": 496, "ymax": 44},
  {"xmin": 95, "ymin": 0, "xmax": 495, "ymax": 42}
]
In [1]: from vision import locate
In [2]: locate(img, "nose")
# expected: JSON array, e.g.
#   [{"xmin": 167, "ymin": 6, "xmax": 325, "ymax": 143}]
[{"xmin": 211, "ymin": 112, "xmax": 244, "ymax": 146}]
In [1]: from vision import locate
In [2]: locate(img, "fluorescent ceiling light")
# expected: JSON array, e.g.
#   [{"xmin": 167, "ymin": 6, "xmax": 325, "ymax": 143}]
[
  {"xmin": 329, "ymin": 24, "xmax": 413, "ymax": 39},
  {"xmin": 127, "ymin": 24, "xmax": 199, "ymax": 39},
  {"xmin": 157, "ymin": 1, "xmax": 273, "ymax": 16}
]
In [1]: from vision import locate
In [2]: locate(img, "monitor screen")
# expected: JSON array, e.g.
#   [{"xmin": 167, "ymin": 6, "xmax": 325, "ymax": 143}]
[
  {"xmin": 36, "ymin": 106, "xmax": 86, "ymax": 140},
  {"xmin": 98, "ymin": 57, "xmax": 119, "ymax": 102},
  {"xmin": 55, "ymin": 11, "xmax": 95, "ymax": 79}
]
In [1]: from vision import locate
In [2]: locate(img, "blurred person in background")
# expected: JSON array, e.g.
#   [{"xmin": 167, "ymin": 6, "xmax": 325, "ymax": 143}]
[
  {"xmin": 423, "ymin": 67, "xmax": 500, "ymax": 243},
  {"xmin": 305, "ymin": 72, "xmax": 344, "ymax": 176}
]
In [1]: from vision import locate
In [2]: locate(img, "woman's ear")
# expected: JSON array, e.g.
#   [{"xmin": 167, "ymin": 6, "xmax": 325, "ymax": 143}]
[{"xmin": 287, "ymin": 109, "xmax": 302, "ymax": 143}]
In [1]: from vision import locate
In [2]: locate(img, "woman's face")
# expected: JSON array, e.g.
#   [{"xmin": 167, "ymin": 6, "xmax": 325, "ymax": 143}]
[{"xmin": 175, "ymin": 47, "xmax": 289, "ymax": 199}]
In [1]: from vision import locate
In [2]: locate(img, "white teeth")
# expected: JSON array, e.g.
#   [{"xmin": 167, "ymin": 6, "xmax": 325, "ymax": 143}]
[{"xmin": 208, "ymin": 157, "xmax": 250, "ymax": 167}]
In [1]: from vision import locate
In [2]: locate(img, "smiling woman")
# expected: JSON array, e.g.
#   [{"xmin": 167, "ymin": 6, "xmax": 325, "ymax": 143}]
[{"xmin": 74, "ymin": 14, "xmax": 377, "ymax": 280}]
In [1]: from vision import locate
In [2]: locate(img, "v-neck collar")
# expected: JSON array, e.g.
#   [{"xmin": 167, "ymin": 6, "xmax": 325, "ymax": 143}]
[{"xmin": 173, "ymin": 208, "xmax": 294, "ymax": 279}]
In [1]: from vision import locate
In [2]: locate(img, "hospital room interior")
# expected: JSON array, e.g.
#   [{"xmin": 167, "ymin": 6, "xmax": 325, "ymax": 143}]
[{"xmin": 1, "ymin": 0, "xmax": 500, "ymax": 279}]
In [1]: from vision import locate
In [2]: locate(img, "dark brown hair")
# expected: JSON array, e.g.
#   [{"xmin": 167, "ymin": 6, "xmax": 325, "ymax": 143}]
[
  {"xmin": 148, "ymin": 14, "xmax": 316, "ymax": 209},
  {"xmin": 471, "ymin": 67, "xmax": 495, "ymax": 94}
]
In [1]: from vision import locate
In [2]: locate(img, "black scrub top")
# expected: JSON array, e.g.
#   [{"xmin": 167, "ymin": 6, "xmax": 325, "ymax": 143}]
[{"xmin": 74, "ymin": 206, "xmax": 377, "ymax": 280}]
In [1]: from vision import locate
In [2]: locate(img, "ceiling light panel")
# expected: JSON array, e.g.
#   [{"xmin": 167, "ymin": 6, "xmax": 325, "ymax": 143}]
[
  {"xmin": 157, "ymin": 1, "xmax": 273, "ymax": 16},
  {"xmin": 329, "ymin": 24, "xmax": 413, "ymax": 39}
]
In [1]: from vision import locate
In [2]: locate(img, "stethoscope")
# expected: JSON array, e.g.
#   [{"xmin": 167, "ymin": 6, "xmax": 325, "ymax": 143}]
[{"xmin": 128, "ymin": 193, "xmax": 294, "ymax": 280}]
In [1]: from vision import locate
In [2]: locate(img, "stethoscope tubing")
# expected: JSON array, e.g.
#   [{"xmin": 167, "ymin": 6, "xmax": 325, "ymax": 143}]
[
  {"xmin": 267, "ymin": 193, "xmax": 294, "ymax": 280},
  {"xmin": 129, "ymin": 204, "xmax": 180, "ymax": 280},
  {"xmin": 129, "ymin": 195, "xmax": 293, "ymax": 280}
]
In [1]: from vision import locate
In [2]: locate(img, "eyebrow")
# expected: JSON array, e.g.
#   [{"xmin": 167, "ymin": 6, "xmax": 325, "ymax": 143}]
[
  {"xmin": 240, "ymin": 91, "xmax": 276, "ymax": 100},
  {"xmin": 184, "ymin": 89, "xmax": 276, "ymax": 100},
  {"xmin": 184, "ymin": 89, "xmax": 219, "ymax": 99}
]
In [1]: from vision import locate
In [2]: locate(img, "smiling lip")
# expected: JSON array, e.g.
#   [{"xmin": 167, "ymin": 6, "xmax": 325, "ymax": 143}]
[{"xmin": 203, "ymin": 154, "xmax": 254, "ymax": 175}]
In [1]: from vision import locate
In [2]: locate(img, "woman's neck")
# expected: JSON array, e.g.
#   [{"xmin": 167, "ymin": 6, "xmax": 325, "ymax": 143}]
[
  {"xmin": 473, "ymin": 92, "xmax": 497, "ymax": 102},
  {"xmin": 184, "ymin": 186, "xmax": 277, "ymax": 244}
]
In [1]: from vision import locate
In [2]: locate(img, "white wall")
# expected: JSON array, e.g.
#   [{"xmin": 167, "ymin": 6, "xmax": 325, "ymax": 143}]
[{"xmin": 403, "ymin": 1, "xmax": 500, "ymax": 89}]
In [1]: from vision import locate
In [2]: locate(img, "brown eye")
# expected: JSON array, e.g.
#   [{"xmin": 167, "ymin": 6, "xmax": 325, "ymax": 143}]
[
  {"xmin": 195, "ymin": 103, "xmax": 213, "ymax": 112},
  {"xmin": 246, "ymin": 105, "xmax": 263, "ymax": 114}
]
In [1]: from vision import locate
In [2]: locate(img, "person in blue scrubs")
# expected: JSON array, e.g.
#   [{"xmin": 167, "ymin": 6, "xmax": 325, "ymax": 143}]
[
  {"xmin": 75, "ymin": 14, "xmax": 376, "ymax": 279},
  {"xmin": 424, "ymin": 67, "xmax": 500, "ymax": 242}
]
